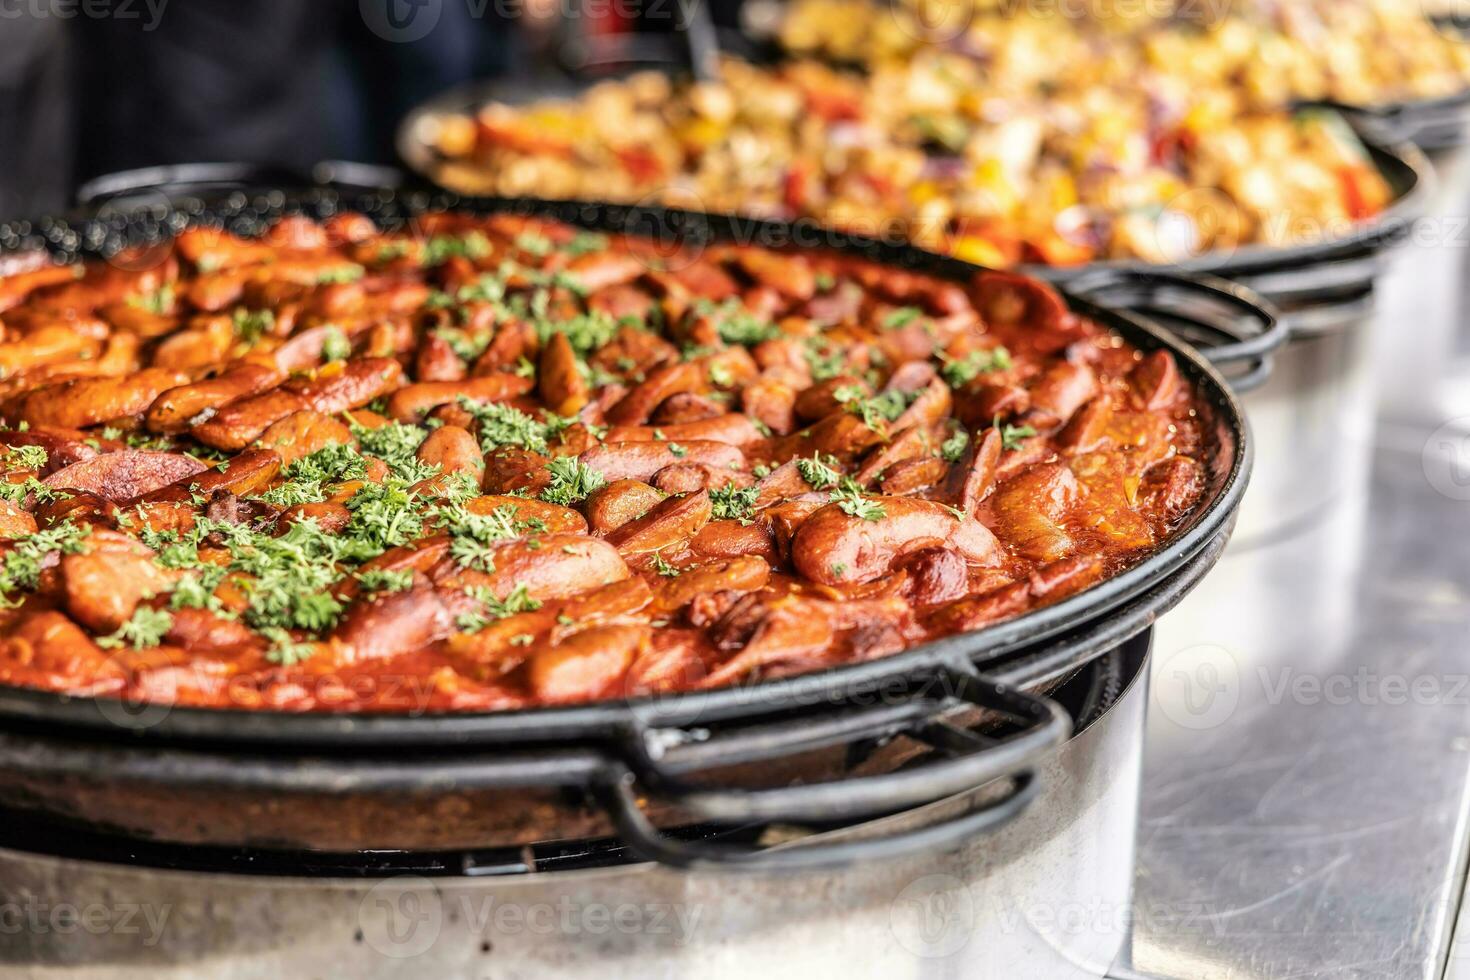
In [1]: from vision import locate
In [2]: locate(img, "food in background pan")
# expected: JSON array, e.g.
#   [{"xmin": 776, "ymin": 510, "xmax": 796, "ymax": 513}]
[
  {"xmin": 0, "ymin": 212, "xmax": 1221, "ymax": 710},
  {"xmin": 412, "ymin": 57, "xmax": 1392, "ymax": 267},
  {"xmin": 778, "ymin": 0, "xmax": 1470, "ymax": 109}
]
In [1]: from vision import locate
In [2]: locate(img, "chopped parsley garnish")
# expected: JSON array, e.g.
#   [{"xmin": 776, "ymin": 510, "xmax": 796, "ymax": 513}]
[
  {"xmin": 168, "ymin": 566, "xmax": 228, "ymax": 614},
  {"xmin": 321, "ymin": 326, "xmax": 352, "ymax": 362},
  {"xmin": 835, "ymin": 386, "xmax": 915, "ymax": 432},
  {"xmin": 997, "ymin": 417, "xmax": 1037, "ymax": 452},
  {"xmin": 940, "ymin": 429, "xmax": 970, "ymax": 463},
  {"xmin": 3, "ymin": 445, "xmax": 47, "ymax": 470},
  {"xmin": 421, "ymin": 232, "xmax": 492, "ymax": 266},
  {"xmin": 255, "ymin": 481, "xmax": 326, "ymax": 508},
  {"xmin": 316, "ymin": 264, "xmax": 365, "ymax": 285},
  {"xmin": 434, "ymin": 502, "xmax": 545, "ymax": 571},
  {"xmin": 344, "ymin": 480, "xmax": 425, "ymax": 551},
  {"xmin": 261, "ymin": 627, "xmax": 315, "ymax": 666},
  {"xmin": 881, "ymin": 306, "xmax": 923, "ymax": 330},
  {"xmin": 565, "ymin": 231, "xmax": 609, "ymax": 256},
  {"xmin": 796, "ymin": 453, "xmax": 841, "ymax": 489},
  {"xmin": 96, "ymin": 607, "xmax": 173, "ymax": 651},
  {"xmin": 457, "ymin": 271, "xmax": 508, "ymax": 305},
  {"xmin": 941, "ymin": 346, "xmax": 1012, "ymax": 387},
  {"xmin": 356, "ymin": 569, "xmax": 414, "ymax": 593},
  {"xmin": 534, "ymin": 309, "xmax": 619, "ymax": 358},
  {"xmin": 128, "ymin": 284, "xmax": 174, "ymax": 316},
  {"xmin": 374, "ymin": 242, "xmax": 411, "ymax": 263},
  {"xmin": 458, "ymin": 399, "xmax": 567, "ymax": 455},
  {"xmin": 219, "ymin": 518, "xmax": 350, "ymax": 631},
  {"xmin": 257, "ymin": 443, "xmax": 369, "ymax": 508},
  {"xmin": 288, "ymin": 443, "xmax": 369, "ymax": 484},
  {"xmin": 830, "ymin": 477, "xmax": 886, "ymax": 522},
  {"xmin": 434, "ymin": 326, "xmax": 492, "ymax": 362},
  {"xmin": 0, "ymin": 521, "xmax": 86, "ymax": 602},
  {"xmin": 125, "ymin": 431, "xmax": 173, "ymax": 451},
  {"xmin": 696, "ymin": 298, "xmax": 780, "ymax": 346},
  {"xmin": 710, "ymin": 484, "xmax": 760, "ymax": 522},
  {"xmin": 141, "ymin": 528, "xmax": 205, "ymax": 570},
  {"xmin": 455, "ymin": 584, "xmax": 541, "ymax": 634},
  {"xmin": 232, "ymin": 308, "xmax": 276, "ymax": 345},
  {"xmin": 514, "ymin": 233, "xmax": 553, "ymax": 257},
  {"xmin": 652, "ymin": 552, "xmax": 682, "ymax": 577},
  {"xmin": 350, "ymin": 420, "xmax": 435, "ymax": 482},
  {"xmin": 803, "ymin": 341, "xmax": 846, "ymax": 381},
  {"xmin": 539, "ymin": 456, "xmax": 606, "ymax": 507}
]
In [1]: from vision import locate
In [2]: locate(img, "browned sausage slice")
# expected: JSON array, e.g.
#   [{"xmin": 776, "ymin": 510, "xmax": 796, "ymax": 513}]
[{"xmin": 791, "ymin": 496, "xmax": 1003, "ymax": 586}]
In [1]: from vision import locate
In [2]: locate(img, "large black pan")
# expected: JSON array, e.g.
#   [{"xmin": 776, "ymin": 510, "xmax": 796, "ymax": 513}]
[{"xmin": 0, "ymin": 187, "xmax": 1269, "ymax": 868}]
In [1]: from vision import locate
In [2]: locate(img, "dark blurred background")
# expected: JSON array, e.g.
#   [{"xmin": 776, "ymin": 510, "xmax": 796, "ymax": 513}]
[{"xmin": 0, "ymin": 0, "xmax": 731, "ymax": 219}]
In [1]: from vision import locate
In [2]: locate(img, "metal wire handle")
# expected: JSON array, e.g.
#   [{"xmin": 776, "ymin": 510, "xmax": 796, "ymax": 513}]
[
  {"xmin": 1065, "ymin": 268, "xmax": 1286, "ymax": 393},
  {"xmin": 601, "ymin": 663, "xmax": 1071, "ymax": 870},
  {"xmin": 74, "ymin": 161, "xmax": 411, "ymax": 209}
]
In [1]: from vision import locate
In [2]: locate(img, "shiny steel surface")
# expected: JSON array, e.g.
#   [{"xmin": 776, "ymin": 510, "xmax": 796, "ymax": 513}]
[
  {"xmin": 1224, "ymin": 301, "xmax": 1378, "ymax": 550},
  {"xmin": 1121, "ymin": 237, "xmax": 1470, "ymax": 978},
  {"xmin": 0, "ymin": 646, "xmax": 1149, "ymax": 979}
]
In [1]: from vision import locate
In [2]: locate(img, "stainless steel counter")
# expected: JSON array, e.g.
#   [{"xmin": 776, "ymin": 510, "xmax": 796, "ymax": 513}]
[{"xmin": 1117, "ymin": 221, "xmax": 1470, "ymax": 979}]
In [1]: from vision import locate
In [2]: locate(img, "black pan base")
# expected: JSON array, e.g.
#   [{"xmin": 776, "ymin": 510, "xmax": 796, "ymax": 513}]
[{"xmin": 0, "ymin": 636, "xmax": 1143, "ymax": 878}]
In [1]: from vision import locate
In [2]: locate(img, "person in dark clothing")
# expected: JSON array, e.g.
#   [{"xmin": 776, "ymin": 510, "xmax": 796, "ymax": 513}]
[
  {"xmin": 0, "ymin": 11, "xmax": 73, "ymax": 219},
  {"xmin": 70, "ymin": 0, "xmax": 532, "ymax": 181},
  {"xmin": 72, "ymin": 1, "xmax": 346, "ymax": 180}
]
